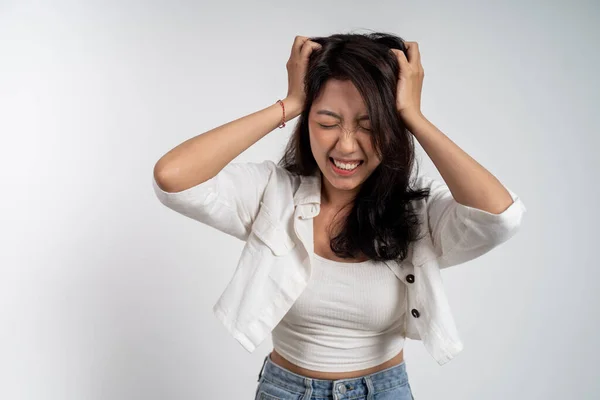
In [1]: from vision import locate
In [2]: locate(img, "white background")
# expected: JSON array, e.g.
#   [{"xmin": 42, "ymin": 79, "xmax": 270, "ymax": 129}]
[{"xmin": 1, "ymin": 0, "xmax": 599, "ymax": 398}]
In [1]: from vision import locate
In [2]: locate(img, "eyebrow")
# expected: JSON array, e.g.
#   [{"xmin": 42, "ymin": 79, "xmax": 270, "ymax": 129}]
[{"xmin": 316, "ymin": 110, "xmax": 370, "ymax": 121}]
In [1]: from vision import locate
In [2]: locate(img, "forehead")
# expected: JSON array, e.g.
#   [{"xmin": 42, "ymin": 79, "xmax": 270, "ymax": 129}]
[{"xmin": 312, "ymin": 79, "xmax": 368, "ymax": 115}]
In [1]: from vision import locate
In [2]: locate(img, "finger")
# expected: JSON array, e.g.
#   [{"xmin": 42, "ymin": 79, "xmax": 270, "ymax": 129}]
[
  {"xmin": 392, "ymin": 48, "xmax": 409, "ymax": 70},
  {"xmin": 301, "ymin": 40, "xmax": 322, "ymax": 58},
  {"xmin": 293, "ymin": 36, "xmax": 309, "ymax": 55},
  {"xmin": 405, "ymin": 41, "xmax": 421, "ymax": 65}
]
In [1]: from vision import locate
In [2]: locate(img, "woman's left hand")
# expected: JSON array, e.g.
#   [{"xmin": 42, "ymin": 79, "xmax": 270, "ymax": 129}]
[{"xmin": 391, "ymin": 41, "xmax": 424, "ymax": 118}]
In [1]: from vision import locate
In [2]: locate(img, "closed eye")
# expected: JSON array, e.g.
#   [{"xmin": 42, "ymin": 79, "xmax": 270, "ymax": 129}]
[{"xmin": 318, "ymin": 123, "xmax": 371, "ymax": 132}]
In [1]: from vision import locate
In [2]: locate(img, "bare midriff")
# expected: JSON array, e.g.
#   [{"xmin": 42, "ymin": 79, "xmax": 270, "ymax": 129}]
[{"xmin": 268, "ymin": 348, "xmax": 404, "ymax": 380}]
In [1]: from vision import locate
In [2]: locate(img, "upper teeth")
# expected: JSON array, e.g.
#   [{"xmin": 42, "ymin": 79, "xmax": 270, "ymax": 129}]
[{"xmin": 333, "ymin": 159, "xmax": 360, "ymax": 170}]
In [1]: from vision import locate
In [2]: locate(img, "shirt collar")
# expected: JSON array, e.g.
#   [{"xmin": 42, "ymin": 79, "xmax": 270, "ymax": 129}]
[{"xmin": 293, "ymin": 172, "xmax": 322, "ymax": 206}]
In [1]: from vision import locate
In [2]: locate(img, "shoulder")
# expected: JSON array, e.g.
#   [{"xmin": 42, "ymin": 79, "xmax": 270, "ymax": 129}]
[
  {"xmin": 234, "ymin": 159, "xmax": 296, "ymax": 187},
  {"xmin": 412, "ymin": 173, "xmax": 440, "ymax": 192},
  {"xmin": 266, "ymin": 160, "xmax": 304, "ymax": 191},
  {"xmin": 410, "ymin": 173, "xmax": 452, "ymax": 205},
  {"xmin": 409, "ymin": 173, "xmax": 437, "ymax": 207}
]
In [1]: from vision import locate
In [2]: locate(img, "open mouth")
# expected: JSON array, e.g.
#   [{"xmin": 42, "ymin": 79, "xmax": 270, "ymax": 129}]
[{"xmin": 329, "ymin": 157, "xmax": 364, "ymax": 174}]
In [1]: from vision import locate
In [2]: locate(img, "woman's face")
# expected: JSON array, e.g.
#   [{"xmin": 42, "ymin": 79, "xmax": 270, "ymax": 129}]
[{"xmin": 308, "ymin": 79, "xmax": 382, "ymax": 195}]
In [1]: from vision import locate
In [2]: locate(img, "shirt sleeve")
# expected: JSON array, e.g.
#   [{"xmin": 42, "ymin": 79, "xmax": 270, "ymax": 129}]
[
  {"xmin": 416, "ymin": 174, "xmax": 527, "ymax": 269},
  {"xmin": 152, "ymin": 159, "xmax": 276, "ymax": 242}
]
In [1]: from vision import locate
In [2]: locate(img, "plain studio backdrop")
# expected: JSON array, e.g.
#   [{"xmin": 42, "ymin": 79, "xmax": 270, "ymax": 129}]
[{"xmin": 1, "ymin": 1, "xmax": 599, "ymax": 399}]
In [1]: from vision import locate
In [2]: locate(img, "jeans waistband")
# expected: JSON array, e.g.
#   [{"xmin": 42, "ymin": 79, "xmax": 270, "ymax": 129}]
[{"xmin": 257, "ymin": 353, "xmax": 409, "ymax": 399}]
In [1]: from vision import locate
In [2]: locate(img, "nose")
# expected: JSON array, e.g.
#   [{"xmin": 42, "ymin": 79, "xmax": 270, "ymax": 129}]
[{"xmin": 336, "ymin": 125, "xmax": 360, "ymax": 153}]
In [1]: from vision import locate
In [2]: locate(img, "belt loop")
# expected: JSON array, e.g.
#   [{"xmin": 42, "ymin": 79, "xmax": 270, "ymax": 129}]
[
  {"xmin": 257, "ymin": 354, "xmax": 269, "ymax": 381},
  {"xmin": 364, "ymin": 376, "xmax": 375, "ymax": 400},
  {"xmin": 301, "ymin": 377, "xmax": 313, "ymax": 400}
]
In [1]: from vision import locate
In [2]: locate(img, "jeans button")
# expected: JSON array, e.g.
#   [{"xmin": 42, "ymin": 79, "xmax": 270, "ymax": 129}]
[{"xmin": 338, "ymin": 383, "xmax": 347, "ymax": 394}]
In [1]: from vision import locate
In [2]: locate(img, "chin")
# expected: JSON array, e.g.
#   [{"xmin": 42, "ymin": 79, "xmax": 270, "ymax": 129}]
[
  {"xmin": 323, "ymin": 170, "xmax": 364, "ymax": 191},
  {"xmin": 329, "ymin": 177, "xmax": 360, "ymax": 188}
]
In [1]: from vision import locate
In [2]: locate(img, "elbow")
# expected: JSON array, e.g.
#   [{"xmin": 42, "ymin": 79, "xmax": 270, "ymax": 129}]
[
  {"xmin": 492, "ymin": 201, "xmax": 527, "ymax": 245},
  {"xmin": 153, "ymin": 162, "xmax": 173, "ymax": 193},
  {"xmin": 153, "ymin": 161, "xmax": 187, "ymax": 193}
]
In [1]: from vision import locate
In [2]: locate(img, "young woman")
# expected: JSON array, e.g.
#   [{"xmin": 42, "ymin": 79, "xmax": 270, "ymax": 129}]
[{"xmin": 153, "ymin": 32, "xmax": 526, "ymax": 400}]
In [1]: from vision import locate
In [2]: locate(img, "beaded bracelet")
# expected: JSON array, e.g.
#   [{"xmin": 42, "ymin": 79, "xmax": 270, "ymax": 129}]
[{"xmin": 276, "ymin": 99, "xmax": 286, "ymax": 128}]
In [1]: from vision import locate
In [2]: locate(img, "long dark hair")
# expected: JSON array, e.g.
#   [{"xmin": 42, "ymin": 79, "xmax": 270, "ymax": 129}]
[{"xmin": 278, "ymin": 31, "xmax": 431, "ymax": 263}]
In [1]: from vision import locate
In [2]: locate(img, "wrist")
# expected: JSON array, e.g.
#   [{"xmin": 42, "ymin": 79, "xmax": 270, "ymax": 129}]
[
  {"xmin": 282, "ymin": 97, "xmax": 303, "ymax": 119},
  {"xmin": 399, "ymin": 108, "xmax": 425, "ymax": 123},
  {"xmin": 401, "ymin": 110, "xmax": 429, "ymax": 136}
]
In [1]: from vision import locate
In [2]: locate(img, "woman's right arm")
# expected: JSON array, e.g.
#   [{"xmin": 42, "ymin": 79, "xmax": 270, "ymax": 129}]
[
  {"xmin": 151, "ymin": 99, "xmax": 302, "ymax": 241},
  {"xmin": 153, "ymin": 97, "xmax": 301, "ymax": 193},
  {"xmin": 154, "ymin": 34, "xmax": 321, "ymax": 191},
  {"xmin": 152, "ymin": 36, "xmax": 321, "ymax": 241}
]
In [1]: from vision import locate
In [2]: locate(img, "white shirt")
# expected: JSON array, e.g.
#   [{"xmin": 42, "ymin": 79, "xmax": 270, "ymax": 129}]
[
  {"xmin": 271, "ymin": 252, "xmax": 407, "ymax": 372},
  {"xmin": 152, "ymin": 159, "xmax": 526, "ymax": 365}
]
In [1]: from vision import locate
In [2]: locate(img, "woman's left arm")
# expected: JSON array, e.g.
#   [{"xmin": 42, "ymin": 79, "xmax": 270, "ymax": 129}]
[
  {"xmin": 404, "ymin": 112, "xmax": 514, "ymax": 214},
  {"xmin": 393, "ymin": 41, "xmax": 514, "ymax": 215},
  {"xmin": 392, "ymin": 42, "xmax": 526, "ymax": 268}
]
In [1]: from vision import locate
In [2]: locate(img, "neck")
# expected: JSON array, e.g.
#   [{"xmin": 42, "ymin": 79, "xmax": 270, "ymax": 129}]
[{"xmin": 320, "ymin": 172, "xmax": 359, "ymax": 209}]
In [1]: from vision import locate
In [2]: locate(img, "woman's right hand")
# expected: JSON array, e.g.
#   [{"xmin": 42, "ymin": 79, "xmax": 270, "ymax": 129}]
[{"xmin": 285, "ymin": 36, "xmax": 322, "ymax": 113}]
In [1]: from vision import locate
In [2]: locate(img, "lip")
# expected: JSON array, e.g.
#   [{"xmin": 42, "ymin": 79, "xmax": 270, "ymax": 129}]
[
  {"xmin": 329, "ymin": 157, "xmax": 363, "ymax": 176},
  {"xmin": 331, "ymin": 157, "xmax": 363, "ymax": 163}
]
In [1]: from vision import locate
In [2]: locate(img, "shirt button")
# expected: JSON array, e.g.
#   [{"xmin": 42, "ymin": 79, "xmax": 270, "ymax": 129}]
[
  {"xmin": 338, "ymin": 384, "xmax": 347, "ymax": 394},
  {"xmin": 411, "ymin": 308, "xmax": 420, "ymax": 318},
  {"xmin": 406, "ymin": 274, "xmax": 415, "ymax": 283}
]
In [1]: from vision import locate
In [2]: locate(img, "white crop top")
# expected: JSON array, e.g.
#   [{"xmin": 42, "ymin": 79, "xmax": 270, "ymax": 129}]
[{"xmin": 271, "ymin": 252, "xmax": 407, "ymax": 372}]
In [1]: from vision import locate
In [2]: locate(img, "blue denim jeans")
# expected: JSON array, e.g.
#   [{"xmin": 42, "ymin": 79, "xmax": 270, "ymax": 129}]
[{"xmin": 254, "ymin": 353, "xmax": 415, "ymax": 400}]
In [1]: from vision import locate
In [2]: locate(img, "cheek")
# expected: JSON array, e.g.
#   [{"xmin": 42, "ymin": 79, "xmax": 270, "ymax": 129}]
[
  {"xmin": 361, "ymin": 139, "xmax": 376, "ymax": 157},
  {"xmin": 370, "ymin": 152, "xmax": 382, "ymax": 167},
  {"xmin": 369, "ymin": 158, "xmax": 382, "ymax": 170},
  {"xmin": 309, "ymin": 130, "xmax": 330, "ymax": 153},
  {"xmin": 364, "ymin": 148, "xmax": 382, "ymax": 170},
  {"xmin": 308, "ymin": 132, "xmax": 326, "ymax": 162}
]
